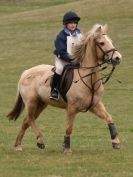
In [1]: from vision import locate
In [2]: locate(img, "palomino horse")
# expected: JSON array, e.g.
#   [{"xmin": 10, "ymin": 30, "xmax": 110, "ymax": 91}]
[{"xmin": 7, "ymin": 24, "xmax": 122, "ymax": 154}]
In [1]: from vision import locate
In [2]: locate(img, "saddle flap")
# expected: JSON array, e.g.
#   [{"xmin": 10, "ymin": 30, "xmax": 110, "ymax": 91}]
[{"xmin": 59, "ymin": 64, "xmax": 74, "ymax": 101}]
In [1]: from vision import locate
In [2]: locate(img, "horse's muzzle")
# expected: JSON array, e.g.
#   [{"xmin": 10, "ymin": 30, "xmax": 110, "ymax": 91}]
[{"xmin": 111, "ymin": 56, "xmax": 122, "ymax": 66}]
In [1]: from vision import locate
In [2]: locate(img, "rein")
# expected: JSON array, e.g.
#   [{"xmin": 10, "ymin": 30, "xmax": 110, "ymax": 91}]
[
  {"xmin": 73, "ymin": 63, "xmax": 115, "ymax": 85},
  {"xmin": 73, "ymin": 63, "xmax": 115, "ymax": 111}
]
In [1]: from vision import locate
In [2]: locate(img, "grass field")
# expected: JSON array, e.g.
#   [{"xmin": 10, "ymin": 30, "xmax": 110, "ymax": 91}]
[{"xmin": 0, "ymin": 0, "xmax": 133, "ymax": 177}]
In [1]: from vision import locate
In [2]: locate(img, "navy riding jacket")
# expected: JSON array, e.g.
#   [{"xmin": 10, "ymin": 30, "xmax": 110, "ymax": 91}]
[{"xmin": 54, "ymin": 27, "xmax": 81, "ymax": 62}]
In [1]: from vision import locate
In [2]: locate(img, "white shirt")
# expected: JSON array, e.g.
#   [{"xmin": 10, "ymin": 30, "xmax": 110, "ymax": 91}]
[{"xmin": 67, "ymin": 33, "xmax": 83, "ymax": 55}]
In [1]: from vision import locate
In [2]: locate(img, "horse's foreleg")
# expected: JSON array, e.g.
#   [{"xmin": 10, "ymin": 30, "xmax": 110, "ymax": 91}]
[
  {"xmin": 91, "ymin": 101, "xmax": 120, "ymax": 149},
  {"xmin": 64, "ymin": 106, "xmax": 76, "ymax": 155}
]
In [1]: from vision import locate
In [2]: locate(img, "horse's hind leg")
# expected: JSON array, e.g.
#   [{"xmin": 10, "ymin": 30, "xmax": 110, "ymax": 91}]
[
  {"xmin": 91, "ymin": 101, "xmax": 120, "ymax": 149},
  {"xmin": 31, "ymin": 101, "xmax": 47, "ymax": 149},
  {"xmin": 15, "ymin": 99, "xmax": 47, "ymax": 151},
  {"xmin": 15, "ymin": 117, "xmax": 30, "ymax": 151}
]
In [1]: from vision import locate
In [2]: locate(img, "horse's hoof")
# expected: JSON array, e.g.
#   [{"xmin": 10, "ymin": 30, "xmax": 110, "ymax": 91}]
[
  {"xmin": 64, "ymin": 148, "xmax": 72, "ymax": 155},
  {"xmin": 15, "ymin": 145, "xmax": 23, "ymax": 152},
  {"xmin": 37, "ymin": 142, "xmax": 45, "ymax": 149},
  {"xmin": 112, "ymin": 142, "xmax": 120, "ymax": 149}
]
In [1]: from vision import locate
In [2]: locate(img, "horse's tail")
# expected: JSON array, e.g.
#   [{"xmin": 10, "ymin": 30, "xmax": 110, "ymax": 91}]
[{"xmin": 7, "ymin": 91, "xmax": 25, "ymax": 121}]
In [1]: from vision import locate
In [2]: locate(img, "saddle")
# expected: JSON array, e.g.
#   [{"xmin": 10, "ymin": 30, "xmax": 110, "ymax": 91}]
[{"xmin": 51, "ymin": 64, "xmax": 80, "ymax": 102}]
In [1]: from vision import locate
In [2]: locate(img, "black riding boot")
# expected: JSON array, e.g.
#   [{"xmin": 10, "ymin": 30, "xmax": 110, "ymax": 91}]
[{"xmin": 49, "ymin": 72, "xmax": 61, "ymax": 100}]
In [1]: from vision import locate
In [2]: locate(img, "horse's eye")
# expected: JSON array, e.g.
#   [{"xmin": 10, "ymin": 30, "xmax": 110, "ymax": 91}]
[{"xmin": 100, "ymin": 42, "xmax": 104, "ymax": 46}]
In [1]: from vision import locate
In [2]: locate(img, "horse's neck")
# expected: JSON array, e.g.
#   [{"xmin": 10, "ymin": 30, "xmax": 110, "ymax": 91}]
[
  {"xmin": 81, "ymin": 40, "xmax": 98, "ymax": 68},
  {"xmin": 80, "ymin": 40, "xmax": 101, "ymax": 82}
]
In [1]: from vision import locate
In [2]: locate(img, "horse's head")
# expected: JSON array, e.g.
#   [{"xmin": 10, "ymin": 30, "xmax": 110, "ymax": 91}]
[{"xmin": 93, "ymin": 24, "xmax": 122, "ymax": 66}]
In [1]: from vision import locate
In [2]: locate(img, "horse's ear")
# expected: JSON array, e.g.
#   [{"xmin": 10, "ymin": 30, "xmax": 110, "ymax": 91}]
[
  {"xmin": 94, "ymin": 25, "xmax": 102, "ymax": 38},
  {"xmin": 104, "ymin": 24, "xmax": 108, "ymax": 33},
  {"xmin": 95, "ymin": 26, "xmax": 102, "ymax": 33}
]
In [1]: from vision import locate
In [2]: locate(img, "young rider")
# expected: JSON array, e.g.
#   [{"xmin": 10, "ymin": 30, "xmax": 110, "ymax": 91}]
[{"xmin": 50, "ymin": 11, "xmax": 82, "ymax": 100}]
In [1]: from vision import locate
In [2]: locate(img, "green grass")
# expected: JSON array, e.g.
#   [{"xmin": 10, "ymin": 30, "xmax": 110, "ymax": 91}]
[{"xmin": 0, "ymin": 0, "xmax": 133, "ymax": 177}]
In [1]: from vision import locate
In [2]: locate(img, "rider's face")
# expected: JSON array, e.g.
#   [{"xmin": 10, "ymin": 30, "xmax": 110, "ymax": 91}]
[{"xmin": 66, "ymin": 22, "xmax": 78, "ymax": 32}]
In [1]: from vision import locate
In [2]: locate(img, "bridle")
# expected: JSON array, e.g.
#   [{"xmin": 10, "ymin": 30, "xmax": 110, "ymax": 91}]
[
  {"xmin": 74, "ymin": 37, "xmax": 118, "ymax": 84},
  {"xmin": 95, "ymin": 40, "xmax": 117, "ymax": 65},
  {"xmin": 94, "ymin": 38, "xmax": 118, "ymax": 83}
]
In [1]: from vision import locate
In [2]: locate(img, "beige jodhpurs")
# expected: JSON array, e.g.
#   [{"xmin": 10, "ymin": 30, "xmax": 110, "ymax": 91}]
[{"xmin": 55, "ymin": 57, "xmax": 69, "ymax": 75}]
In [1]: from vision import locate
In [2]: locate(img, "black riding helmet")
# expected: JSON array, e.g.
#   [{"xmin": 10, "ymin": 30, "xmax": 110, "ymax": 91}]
[{"xmin": 63, "ymin": 11, "xmax": 80, "ymax": 25}]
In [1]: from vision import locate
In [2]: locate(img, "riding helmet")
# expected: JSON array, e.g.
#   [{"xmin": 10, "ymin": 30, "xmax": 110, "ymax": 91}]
[{"xmin": 63, "ymin": 11, "xmax": 80, "ymax": 25}]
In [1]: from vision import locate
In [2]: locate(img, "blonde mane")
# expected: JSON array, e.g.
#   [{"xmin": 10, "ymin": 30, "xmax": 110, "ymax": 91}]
[{"xmin": 72, "ymin": 24, "xmax": 107, "ymax": 64}]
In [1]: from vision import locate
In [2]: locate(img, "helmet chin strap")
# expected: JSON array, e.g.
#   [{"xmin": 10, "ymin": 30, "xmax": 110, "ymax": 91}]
[{"xmin": 64, "ymin": 27, "xmax": 78, "ymax": 36}]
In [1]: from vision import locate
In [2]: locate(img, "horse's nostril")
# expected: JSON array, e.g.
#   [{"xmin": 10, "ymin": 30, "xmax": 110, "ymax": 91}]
[
  {"xmin": 115, "ymin": 57, "xmax": 120, "ymax": 61},
  {"xmin": 112, "ymin": 56, "xmax": 121, "ymax": 65}
]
